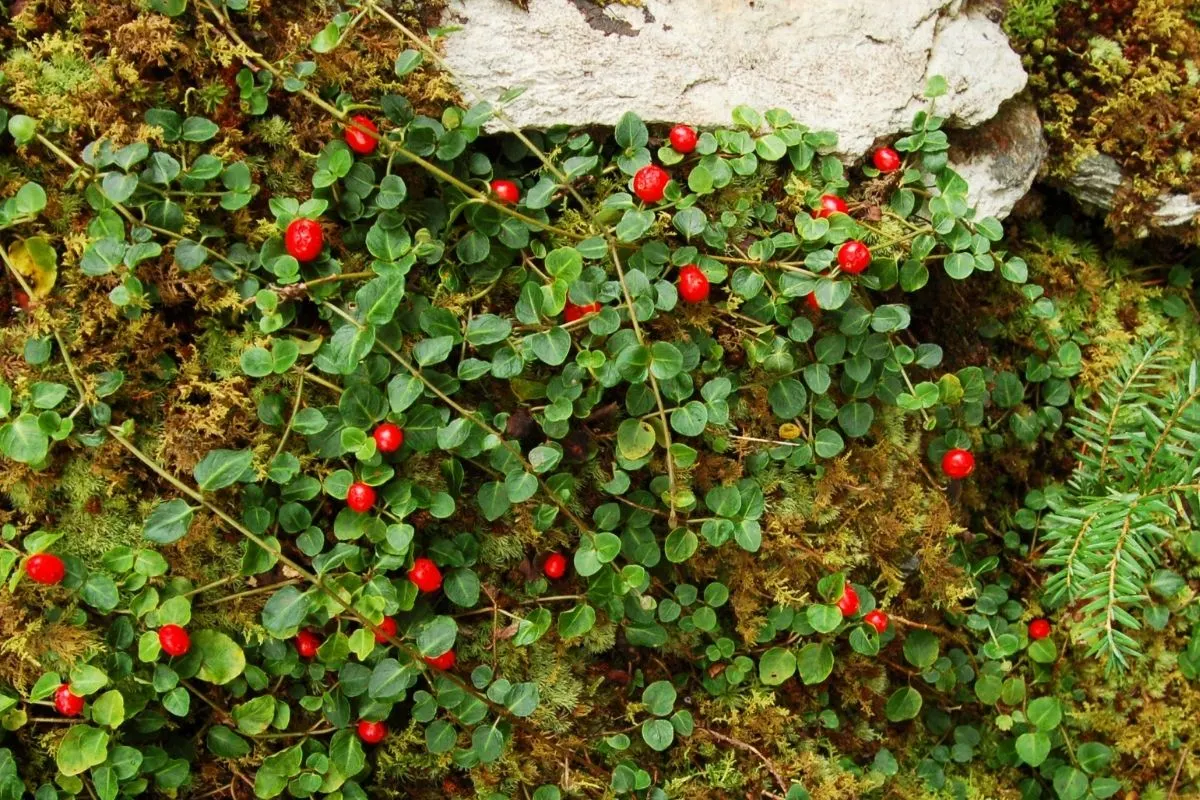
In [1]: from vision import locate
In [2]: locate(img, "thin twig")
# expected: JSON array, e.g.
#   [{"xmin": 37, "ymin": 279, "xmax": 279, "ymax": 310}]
[{"xmin": 698, "ymin": 727, "xmax": 789, "ymax": 793}]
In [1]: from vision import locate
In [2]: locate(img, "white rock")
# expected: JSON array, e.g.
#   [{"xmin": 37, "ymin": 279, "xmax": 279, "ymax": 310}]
[{"xmin": 440, "ymin": 0, "xmax": 1028, "ymax": 159}]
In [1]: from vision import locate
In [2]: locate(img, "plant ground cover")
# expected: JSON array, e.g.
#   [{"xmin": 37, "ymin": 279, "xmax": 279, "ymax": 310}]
[{"xmin": 0, "ymin": 2, "xmax": 1198, "ymax": 799}]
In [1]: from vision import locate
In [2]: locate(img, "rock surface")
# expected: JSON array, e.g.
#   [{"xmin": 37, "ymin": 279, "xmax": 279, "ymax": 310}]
[
  {"xmin": 948, "ymin": 97, "xmax": 1047, "ymax": 220},
  {"xmin": 1065, "ymin": 154, "xmax": 1200, "ymax": 232},
  {"xmin": 440, "ymin": 0, "xmax": 1036, "ymax": 217},
  {"xmin": 441, "ymin": 0, "xmax": 1027, "ymax": 152}
]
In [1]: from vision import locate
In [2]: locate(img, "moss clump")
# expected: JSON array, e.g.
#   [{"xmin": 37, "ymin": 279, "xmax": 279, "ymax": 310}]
[{"xmin": 1006, "ymin": 0, "xmax": 1200, "ymax": 239}]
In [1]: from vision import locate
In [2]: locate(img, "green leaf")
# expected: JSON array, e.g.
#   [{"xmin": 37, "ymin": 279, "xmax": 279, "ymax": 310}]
[
  {"xmin": 466, "ymin": 314, "xmax": 512, "ymax": 346},
  {"xmin": 884, "ymin": 687, "xmax": 922, "ymax": 721},
  {"xmin": 310, "ymin": 21, "xmax": 341, "ymax": 53},
  {"xmin": 356, "ymin": 274, "xmax": 406, "ymax": 326},
  {"xmin": 193, "ymin": 449, "xmax": 253, "ymax": 491},
  {"xmin": 615, "ymin": 209, "xmax": 655, "ymax": 242},
  {"xmin": 181, "ymin": 116, "xmax": 219, "ymax": 142},
  {"xmin": 1053, "ymin": 767, "xmax": 1089, "ymax": 800},
  {"xmin": 1076, "ymin": 742, "xmax": 1112, "ymax": 774},
  {"xmin": 444, "ymin": 568, "xmax": 481, "ymax": 607},
  {"xmin": 796, "ymin": 643, "xmax": 834, "ymax": 685},
  {"xmin": 387, "ymin": 374, "xmax": 424, "ymax": 412},
  {"xmin": 673, "ymin": 207, "xmax": 706, "ymax": 238},
  {"xmin": 642, "ymin": 681, "xmax": 676, "ymax": 716},
  {"xmin": 68, "ymin": 665, "xmax": 108, "ymax": 695},
  {"xmin": 614, "ymin": 111, "xmax": 648, "ymax": 150},
  {"xmin": 425, "ymin": 720, "xmax": 456, "ymax": 753},
  {"xmin": 55, "ymin": 725, "xmax": 110, "ymax": 776},
  {"xmin": 413, "ymin": 335, "xmax": 454, "ymax": 367},
  {"xmin": 1026, "ymin": 696, "xmax": 1062, "ymax": 731},
  {"xmin": 1001, "ymin": 256, "xmax": 1028, "ymax": 283},
  {"xmin": 616, "ymin": 418, "xmax": 656, "ymax": 460},
  {"xmin": 90, "ymin": 690, "xmax": 125, "ymax": 729},
  {"xmin": 641, "ymin": 719, "xmax": 674, "ymax": 751},
  {"xmin": 1015, "ymin": 731, "xmax": 1051, "ymax": 767},
  {"xmin": 806, "ymin": 604, "xmax": 842, "ymax": 634},
  {"xmin": 416, "ymin": 615, "xmax": 456, "ymax": 656},
  {"xmin": 477, "ymin": 481, "xmax": 510, "ymax": 521},
  {"xmin": 992, "ymin": 371, "xmax": 1024, "ymax": 408},
  {"xmin": 369, "ymin": 658, "xmax": 413, "ymax": 701},
  {"xmin": 262, "ymin": 586, "xmax": 311, "ymax": 636},
  {"xmin": 837, "ymin": 402, "xmax": 874, "ymax": 438},
  {"xmin": 8, "ymin": 114, "xmax": 37, "ymax": 144},
  {"xmin": 530, "ymin": 327, "xmax": 571, "ymax": 366},
  {"xmin": 758, "ymin": 647, "xmax": 796, "ymax": 685},
  {"xmin": 233, "ymin": 695, "xmax": 275, "ymax": 735},
  {"xmin": 513, "ymin": 608, "xmax": 551, "ymax": 646},
  {"xmin": 902, "ymin": 630, "xmax": 940, "ymax": 669},
  {"xmin": 240, "ymin": 347, "xmax": 273, "ymax": 378},
  {"xmin": 208, "ymin": 726, "xmax": 251, "ymax": 758},
  {"xmin": 14, "ymin": 182, "xmax": 47, "ymax": 215},
  {"xmin": 504, "ymin": 682, "xmax": 540, "ymax": 717},
  {"xmin": 143, "ymin": 499, "xmax": 194, "ymax": 544},
  {"xmin": 472, "ymin": 724, "xmax": 505, "ymax": 763},
  {"xmin": 0, "ymin": 414, "xmax": 49, "ymax": 464},
  {"xmin": 394, "ymin": 49, "xmax": 424, "ymax": 76},
  {"xmin": 558, "ymin": 604, "xmax": 596, "ymax": 639},
  {"xmin": 670, "ymin": 402, "xmax": 708, "ymax": 436},
  {"xmin": 192, "ymin": 630, "xmax": 246, "ymax": 685},
  {"xmin": 82, "ymin": 574, "xmax": 120, "ymax": 612},
  {"xmin": 944, "ymin": 252, "xmax": 974, "ymax": 279}
]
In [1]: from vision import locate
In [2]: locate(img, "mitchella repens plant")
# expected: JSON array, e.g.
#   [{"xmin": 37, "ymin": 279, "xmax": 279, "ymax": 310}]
[{"xmin": 0, "ymin": 4, "xmax": 1143, "ymax": 795}]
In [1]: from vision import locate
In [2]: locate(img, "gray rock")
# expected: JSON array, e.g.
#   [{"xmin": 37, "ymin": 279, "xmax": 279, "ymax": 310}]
[
  {"xmin": 947, "ymin": 97, "xmax": 1047, "ymax": 220},
  {"xmin": 440, "ymin": 0, "xmax": 1028, "ymax": 158},
  {"xmin": 1064, "ymin": 154, "xmax": 1200, "ymax": 232}
]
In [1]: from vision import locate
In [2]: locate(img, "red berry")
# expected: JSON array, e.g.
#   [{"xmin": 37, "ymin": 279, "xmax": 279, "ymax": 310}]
[
  {"xmin": 837, "ymin": 241, "xmax": 871, "ymax": 275},
  {"xmin": 678, "ymin": 264, "xmax": 710, "ymax": 304},
  {"xmin": 543, "ymin": 553, "xmax": 568, "ymax": 580},
  {"xmin": 836, "ymin": 584, "xmax": 860, "ymax": 617},
  {"xmin": 25, "ymin": 553, "xmax": 65, "ymax": 586},
  {"xmin": 873, "ymin": 146, "xmax": 902, "ymax": 173},
  {"xmin": 344, "ymin": 115, "xmax": 379, "ymax": 155},
  {"xmin": 158, "ymin": 624, "xmax": 191, "ymax": 657},
  {"xmin": 14, "ymin": 291, "xmax": 30, "ymax": 311},
  {"xmin": 373, "ymin": 423, "xmax": 404, "ymax": 454},
  {"xmin": 564, "ymin": 301, "xmax": 601, "ymax": 323},
  {"xmin": 668, "ymin": 124, "xmax": 698, "ymax": 154},
  {"xmin": 805, "ymin": 292, "xmax": 820, "ymax": 311},
  {"xmin": 284, "ymin": 218, "xmax": 323, "ymax": 263},
  {"xmin": 815, "ymin": 194, "xmax": 848, "ymax": 219},
  {"xmin": 490, "ymin": 179, "xmax": 520, "ymax": 204},
  {"xmin": 424, "ymin": 650, "xmax": 456, "ymax": 670},
  {"xmin": 1029, "ymin": 618, "xmax": 1051, "ymax": 641},
  {"xmin": 356, "ymin": 719, "xmax": 388, "ymax": 744},
  {"xmin": 294, "ymin": 630, "xmax": 321, "ymax": 659},
  {"xmin": 941, "ymin": 448, "xmax": 975, "ymax": 480},
  {"xmin": 632, "ymin": 165, "xmax": 670, "ymax": 203},
  {"xmin": 54, "ymin": 684, "xmax": 84, "ymax": 717},
  {"xmin": 373, "ymin": 616, "xmax": 398, "ymax": 644},
  {"xmin": 408, "ymin": 557, "xmax": 442, "ymax": 593},
  {"xmin": 346, "ymin": 482, "xmax": 376, "ymax": 513},
  {"xmin": 864, "ymin": 610, "xmax": 889, "ymax": 634}
]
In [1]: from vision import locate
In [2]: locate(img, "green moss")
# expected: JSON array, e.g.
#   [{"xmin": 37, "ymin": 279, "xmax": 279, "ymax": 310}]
[{"xmin": 1007, "ymin": 0, "xmax": 1200, "ymax": 239}]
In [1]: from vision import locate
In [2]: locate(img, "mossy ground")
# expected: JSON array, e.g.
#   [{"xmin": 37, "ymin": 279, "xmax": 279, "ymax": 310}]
[{"xmin": 0, "ymin": 0, "xmax": 1197, "ymax": 797}]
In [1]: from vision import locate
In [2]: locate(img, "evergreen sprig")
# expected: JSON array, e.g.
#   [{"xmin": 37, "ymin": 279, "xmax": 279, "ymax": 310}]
[{"xmin": 1040, "ymin": 337, "xmax": 1200, "ymax": 670}]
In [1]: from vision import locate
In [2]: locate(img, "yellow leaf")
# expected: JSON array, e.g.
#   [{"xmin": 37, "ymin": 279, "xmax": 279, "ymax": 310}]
[{"xmin": 8, "ymin": 237, "xmax": 58, "ymax": 299}]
